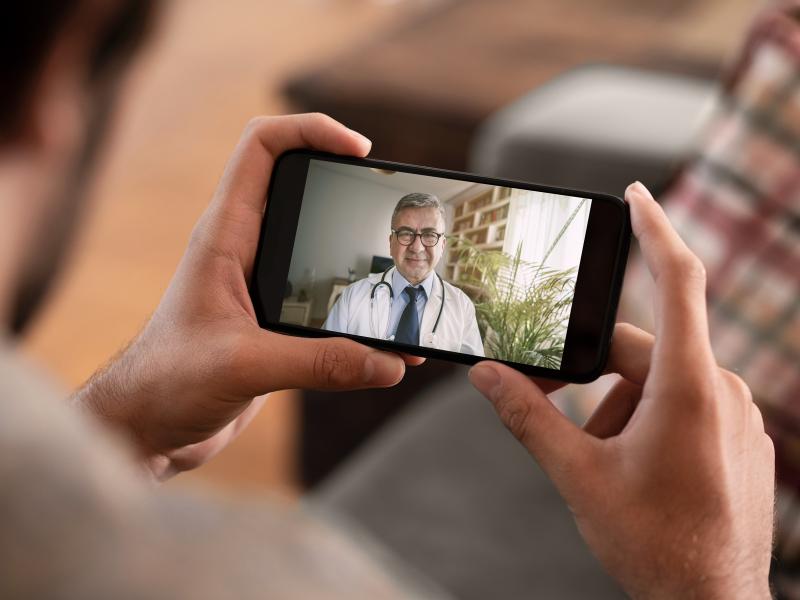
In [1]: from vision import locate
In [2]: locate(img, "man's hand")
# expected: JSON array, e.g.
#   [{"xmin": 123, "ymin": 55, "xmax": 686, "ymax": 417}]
[
  {"xmin": 468, "ymin": 182, "xmax": 775, "ymax": 599},
  {"xmin": 74, "ymin": 114, "xmax": 424, "ymax": 481}
]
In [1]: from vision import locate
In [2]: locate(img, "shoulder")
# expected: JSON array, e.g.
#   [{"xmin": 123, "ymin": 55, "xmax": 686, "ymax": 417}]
[
  {"xmin": 440, "ymin": 280, "xmax": 475, "ymax": 309},
  {"xmin": 342, "ymin": 275, "xmax": 378, "ymax": 297}
]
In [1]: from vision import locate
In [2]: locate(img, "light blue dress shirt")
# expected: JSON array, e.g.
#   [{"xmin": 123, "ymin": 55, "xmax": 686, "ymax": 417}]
[{"xmin": 388, "ymin": 270, "xmax": 434, "ymax": 339}]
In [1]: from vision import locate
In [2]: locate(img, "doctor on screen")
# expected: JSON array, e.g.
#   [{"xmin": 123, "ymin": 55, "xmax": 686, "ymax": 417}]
[{"xmin": 323, "ymin": 193, "xmax": 484, "ymax": 356}]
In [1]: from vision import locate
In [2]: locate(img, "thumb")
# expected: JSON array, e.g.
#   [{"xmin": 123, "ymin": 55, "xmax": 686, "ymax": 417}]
[
  {"xmin": 200, "ymin": 114, "xmax": 372, "ymax": 274},
  {"xmin": 243, "ymin": 333, "xmax": 407, "ymax": 393},
  {"xmin": 469, "ymin": 362, "xmax": 596, "ymax": 496}
]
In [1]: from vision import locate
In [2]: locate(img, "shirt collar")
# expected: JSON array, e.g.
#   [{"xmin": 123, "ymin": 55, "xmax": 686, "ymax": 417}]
[{"xmin": 392, "ymin": 268, "xmax": 434, "ymax": 299}]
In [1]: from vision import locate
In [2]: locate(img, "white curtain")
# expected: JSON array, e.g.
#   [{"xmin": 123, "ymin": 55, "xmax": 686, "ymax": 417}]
[{"xmin": 503, "ymin": 190, "xmax": 591, "ymax": 271}]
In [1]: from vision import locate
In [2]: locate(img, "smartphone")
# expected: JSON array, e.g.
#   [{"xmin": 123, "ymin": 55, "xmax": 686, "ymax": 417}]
[{"xmin": 250, "ymin": 150, "xmax": 630, "ymax": 383}]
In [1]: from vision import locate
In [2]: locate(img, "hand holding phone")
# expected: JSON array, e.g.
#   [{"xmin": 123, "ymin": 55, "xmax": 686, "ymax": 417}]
[
  {"xmin": 251, "ymin": 150, "xmax": 630, "ymax": 382},
  {"xmin": 469, "ymin": 183, "xmax": 774, "ymax": 599},
  {"xmin": 74, "ymin": 114, "xmax": 421, "ymax": 481}
]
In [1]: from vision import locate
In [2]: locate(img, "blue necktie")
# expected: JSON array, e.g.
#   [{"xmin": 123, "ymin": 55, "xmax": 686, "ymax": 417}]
[{"xmin": 395, "ymin": 286, "xmax": 421, "ymax": 345}]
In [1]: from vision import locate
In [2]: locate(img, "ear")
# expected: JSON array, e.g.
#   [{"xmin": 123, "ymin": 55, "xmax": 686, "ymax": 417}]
[{"xmin": 14, "ymin": 26, "xmax": 87, "ymax": 160}]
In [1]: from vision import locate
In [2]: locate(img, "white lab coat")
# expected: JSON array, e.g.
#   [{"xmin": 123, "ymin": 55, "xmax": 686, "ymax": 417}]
[{"xmin": 323, "ymin": 267, "xmax": 485, "ymax": 356}]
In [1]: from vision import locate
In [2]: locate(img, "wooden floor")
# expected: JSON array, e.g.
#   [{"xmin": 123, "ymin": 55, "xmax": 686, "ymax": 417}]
[
  {"xmin": 21, "ymin": 0, "xmax": 759, "ymax": 497},
  {"xmin": 21, "ymin": 0, "xmax": 429, "ymax": 497}
]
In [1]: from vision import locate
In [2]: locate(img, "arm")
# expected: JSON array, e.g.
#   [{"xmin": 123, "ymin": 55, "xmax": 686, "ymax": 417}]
[
  {"xmin": 460, "ymin": 295, "xmax": 484, "ymax": 357},
  {"xmin": 72, "ymin": 114, "xmax": 421, "ymax": 481},
  {"xmin": 322, "ymin": 289, "xmax": 348, "ymax": 333},
  {"xmin": 469, "ymin": 182, "xmax": 774, "ymax": 599}
]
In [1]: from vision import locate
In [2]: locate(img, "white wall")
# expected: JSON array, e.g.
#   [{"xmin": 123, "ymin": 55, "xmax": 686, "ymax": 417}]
[{"xmin": 288, "ymin": 163, "xmax": 402, "ymax": 320}]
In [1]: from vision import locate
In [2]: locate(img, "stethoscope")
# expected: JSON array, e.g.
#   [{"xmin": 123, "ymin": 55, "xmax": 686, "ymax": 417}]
[{"xmin": 369, "ymin": 267, "xmax": 446, "ymax": 344}]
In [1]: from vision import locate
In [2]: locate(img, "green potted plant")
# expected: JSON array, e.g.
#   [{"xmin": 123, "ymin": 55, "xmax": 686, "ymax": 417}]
[{"xmin": 450, "ymin": 240, "xmax": 577, "ymax": 369}]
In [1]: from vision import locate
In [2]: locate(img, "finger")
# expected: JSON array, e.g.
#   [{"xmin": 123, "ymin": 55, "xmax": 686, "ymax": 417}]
[
  {"xmin": 218, "ymin": 113, "xmax": 371, "ymax": 216},
  {"xmin": 469, "ymin": 361, "xmax": 596, "ymax": 497},
  {"xmin": 605, "ymin": 322, "xmax": 654, "ymax": 385},
  {"xmin": 625, "ymin": 182, "xmax": 716, "ymax": 385},
  {"xmin": 399, "ymin": 353, "xmax": 427, "ymax": 367},
  {"xmin": 583, "ymin": 377, "xmax": 642, "ymax": 439},
  {"xmin": 201, "ymin": 113, "xmax": 372, "ymax": 269},
  {"xmin": 751, "ymin": 403, "xmax": 766, "ymax": 434},
  {"xmin": 239, "ymin": 333, "xmax": 406, "ymax": 393},
  {"xmin": 229, "ymin": 394, "xmax": 269, "ymax": 438},
  {"xmin": 528, "ymin": 377, "xmax": 568, "ymax": 395},
  {"xmin": 719, "ymin": 369, "xmax": 764, "ymax": 436},
  {"xmin": 172, "ymin": 395, "xmax": 270, "ymax": 469}
]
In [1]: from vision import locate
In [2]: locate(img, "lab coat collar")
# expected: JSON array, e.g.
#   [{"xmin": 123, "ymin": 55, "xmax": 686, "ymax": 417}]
[{"xmin": 419, "ymin": 273, "xmax": 444, "ymax": 340}]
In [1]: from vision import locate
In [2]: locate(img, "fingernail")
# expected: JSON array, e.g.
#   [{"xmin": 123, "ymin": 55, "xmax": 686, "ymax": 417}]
[
  {"xmin": 629, "ymin": 181, "xmax": 653, "ymax": 200},
  {"xmin": 469, "ymin": 364, "xmax": 501, "ymax": 398},
  {"xmin": 348, "ymin": 128, "xmax": 372, "ymax": 147},
  {"xmin": 363, "ymin": 351, "xmax": 399, "ymax": 385}
]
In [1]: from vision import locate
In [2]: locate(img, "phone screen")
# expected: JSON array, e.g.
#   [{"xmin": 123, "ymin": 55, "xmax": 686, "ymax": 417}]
[
  {"xmin": 285, "ymin": 158, "xmax": 595, "ymax": 370},
  {"xmin": 252, "ymin": 151, "xmax": 629, "ymax": 381}
]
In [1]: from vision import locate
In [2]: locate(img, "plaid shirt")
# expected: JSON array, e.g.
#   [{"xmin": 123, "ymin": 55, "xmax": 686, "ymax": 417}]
[{"xmin": 621, "ymin": 1, "xmax": 800, "ymax": 582}]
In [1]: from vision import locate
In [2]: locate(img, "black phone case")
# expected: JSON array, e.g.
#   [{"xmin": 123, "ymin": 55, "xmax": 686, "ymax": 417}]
[{"xmin": 250, "ymin": 150, "xmax": 631, "ymax": 383}]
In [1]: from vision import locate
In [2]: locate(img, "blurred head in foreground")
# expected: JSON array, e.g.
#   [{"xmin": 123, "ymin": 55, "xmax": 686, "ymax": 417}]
[{"xmin": 0, "ymin": 1, "xmax": 157, "ymax": 336}]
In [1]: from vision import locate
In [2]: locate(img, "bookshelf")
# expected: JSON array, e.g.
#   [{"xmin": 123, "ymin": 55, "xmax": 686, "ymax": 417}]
[{"xmin": 445, "ymin": 186, "xmax": 511, "ymax": 284}]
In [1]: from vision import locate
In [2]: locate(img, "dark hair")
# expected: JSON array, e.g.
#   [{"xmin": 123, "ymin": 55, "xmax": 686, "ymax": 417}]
[{"xmin": 0, "ymin": 0, "xmax": 157, "ymax": 140}]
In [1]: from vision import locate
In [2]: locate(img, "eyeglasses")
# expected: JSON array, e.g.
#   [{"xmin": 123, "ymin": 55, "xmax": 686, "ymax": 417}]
[{"xmin": 392, "ymin": 228, "xmax": 444, "ymax": 247}]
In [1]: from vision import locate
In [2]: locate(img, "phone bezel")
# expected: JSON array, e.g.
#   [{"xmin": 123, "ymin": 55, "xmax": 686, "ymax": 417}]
[{"xmin": 250, "ymin": 150, "xmax": 631, "ymax": 383}]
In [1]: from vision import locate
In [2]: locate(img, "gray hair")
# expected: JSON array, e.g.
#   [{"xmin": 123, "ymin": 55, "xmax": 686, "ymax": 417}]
[{"xmin": 391, "ymin": 192, "xmax": 445, "ymax": 228}]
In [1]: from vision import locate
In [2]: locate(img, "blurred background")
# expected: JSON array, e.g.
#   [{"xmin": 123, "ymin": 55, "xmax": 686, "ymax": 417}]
[{"xmin": 22, "ymin": 0, "xmax": 761, "ymax": 500}]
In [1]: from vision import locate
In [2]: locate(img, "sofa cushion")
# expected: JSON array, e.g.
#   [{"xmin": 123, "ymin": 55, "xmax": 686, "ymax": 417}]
[{"xmin": 470, "ymin": 65, "xmax": 717, "ymax": 196}]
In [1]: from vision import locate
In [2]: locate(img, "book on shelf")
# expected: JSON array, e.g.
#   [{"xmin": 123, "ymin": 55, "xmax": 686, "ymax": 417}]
[
  {"xmin": 478, "ymin": 204, "xmax": 509, "ymax": 226},
  {"xmin": 467, "ymin": 193, "xmax": 492, "ymax": 213}
]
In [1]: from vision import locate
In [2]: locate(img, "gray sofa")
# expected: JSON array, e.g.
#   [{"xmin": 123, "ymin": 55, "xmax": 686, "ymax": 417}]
[
  {"xmin": 309, "ymin": 370, "xmax": 624, "ymax": 599},
  {"xmin": 471, "ymin": 65, "xmax": 717, "ymax": 196}
]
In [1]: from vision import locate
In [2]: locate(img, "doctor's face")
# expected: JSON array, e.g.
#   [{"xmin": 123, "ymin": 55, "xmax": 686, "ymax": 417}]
[{"xmin": 390, "ymin": 207, "xmax": 446, "ymax": 286}]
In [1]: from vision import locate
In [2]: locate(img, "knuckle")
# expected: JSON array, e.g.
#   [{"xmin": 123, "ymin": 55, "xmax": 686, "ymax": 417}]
[
  {"xmin": 672, "ymin": 252, "xmax": 707, "ymax": 286},
  {"xmin": 762, "ymin": 432, "xmax": 775, "ymax": 461},
  {"xmin": 750, "ymin": 402, "xmax": 766, "ymax": 433},
  {"xmin": 674, "ymin": 372, "xmax": 724, "ymax": 419},
  {"xmin": 614, "ymin": 321, "xmax": 640, "ymax": 340},
  {"xmin": 615, "ymin": 321, "xmax": 636, "ymax": 334},
  {"xmin": 243, "ymin": 115, "xmax": 270, "ymax": 135},
  {"xmin": 717, "ymin": 370, "xmax": 759, "ymax": 427},
  {"xmin": 493, "ymin": 389, "xmax": 533, "ymax": 443},
  {"xmin": 306, "ymin": 112, "xmax": 340, "ymax": 132},
  {"xmin": 308, "ymin": 111, "xmax": 332, "ymax": 124},
  {"xmin": 313, "ymin": 341, "xmax": 359, "ymax": 387},
  {"xmin": 724, "ymin": 370, "xmax": 753, "ymax": 404}
]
